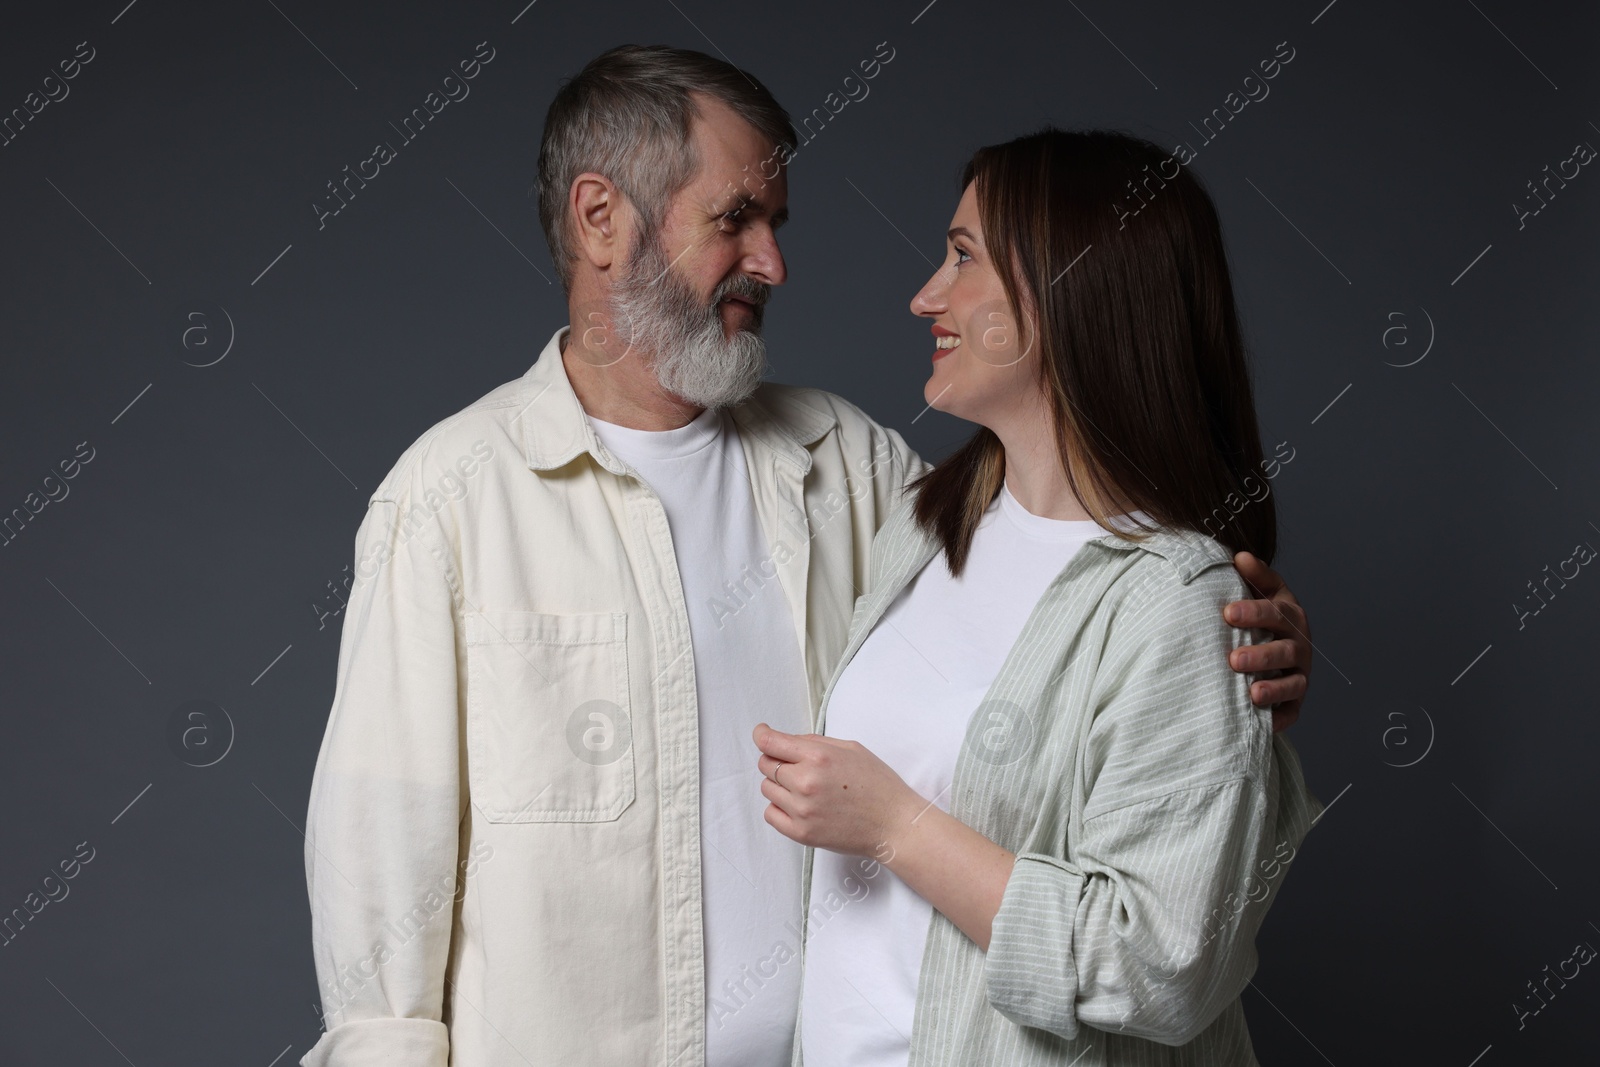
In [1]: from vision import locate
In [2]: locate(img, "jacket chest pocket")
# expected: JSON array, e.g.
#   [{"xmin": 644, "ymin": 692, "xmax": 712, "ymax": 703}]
[{"xmin": 464, "ymin": 610, "xmax": 635, "ymax": 823}]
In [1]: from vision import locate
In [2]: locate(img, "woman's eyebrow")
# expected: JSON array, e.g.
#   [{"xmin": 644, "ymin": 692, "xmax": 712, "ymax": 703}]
[{"xmin": 947, "ymin": 226, "xmax": 979, "ymax": 243}]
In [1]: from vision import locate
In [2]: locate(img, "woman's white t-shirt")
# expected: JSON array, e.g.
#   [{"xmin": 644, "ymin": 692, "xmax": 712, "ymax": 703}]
[{"xmin": 800, "ymin": 484, "xmax": 1149, "ymax": 1067}]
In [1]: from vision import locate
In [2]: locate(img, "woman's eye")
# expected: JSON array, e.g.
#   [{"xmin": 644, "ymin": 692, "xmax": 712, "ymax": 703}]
[{"xmin": 954, "ymin": 246, "xmax": 972, "ymax": 265}]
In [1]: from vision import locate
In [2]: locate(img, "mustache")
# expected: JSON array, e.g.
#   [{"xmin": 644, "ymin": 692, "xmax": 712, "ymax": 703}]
[{"xmin": 713, "ymin": 272, "xmax": 770, "ymax": 307}]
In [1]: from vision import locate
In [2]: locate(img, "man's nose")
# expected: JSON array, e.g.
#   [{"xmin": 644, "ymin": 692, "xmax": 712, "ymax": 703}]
[{"xmin": 742, "ymin": 231, "xmax": 787, "ymax": 287}]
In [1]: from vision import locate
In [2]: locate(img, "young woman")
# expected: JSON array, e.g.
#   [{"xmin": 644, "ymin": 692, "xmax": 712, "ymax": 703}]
[{"xmin": 753, "ymin": 128, "xmax": 1323, "ymax": 1065}]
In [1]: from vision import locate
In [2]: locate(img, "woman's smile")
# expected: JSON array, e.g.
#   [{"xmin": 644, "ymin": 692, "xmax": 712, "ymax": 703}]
[{"xmin": 932, "ymin": 324, "xmax": 962, "ymax": 359}]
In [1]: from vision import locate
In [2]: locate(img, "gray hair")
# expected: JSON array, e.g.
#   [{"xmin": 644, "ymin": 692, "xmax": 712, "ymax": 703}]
[{"xmin": 535, "ymin": 44, "xmax": 796, "ymax": 292}]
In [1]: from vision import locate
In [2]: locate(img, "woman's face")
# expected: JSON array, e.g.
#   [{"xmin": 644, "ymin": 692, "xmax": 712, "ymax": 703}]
[{"xmin": 909, "ymin": 182, "xmax": 1040, "ymax": 429}]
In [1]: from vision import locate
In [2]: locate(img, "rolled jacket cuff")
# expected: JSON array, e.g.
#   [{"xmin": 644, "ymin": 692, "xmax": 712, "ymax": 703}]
[
  {"xmin": 983, "ymin": 851, "xmax": 1087, "ymax": 1039},
  {"xmin": 300, "ymin": 1017, "xmax": 448, "ymax": 1067}
]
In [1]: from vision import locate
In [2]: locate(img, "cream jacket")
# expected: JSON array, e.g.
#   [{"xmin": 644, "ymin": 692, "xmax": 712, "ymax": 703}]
[{"xmin": 301, "ymin": 326, "xmax": 922, "ymax": 1067}]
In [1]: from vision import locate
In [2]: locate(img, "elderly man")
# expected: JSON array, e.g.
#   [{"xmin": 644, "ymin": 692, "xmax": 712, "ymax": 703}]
[{"xmin": 300, "ymin": 44, "xmax": 1315, "ymax": 1067}]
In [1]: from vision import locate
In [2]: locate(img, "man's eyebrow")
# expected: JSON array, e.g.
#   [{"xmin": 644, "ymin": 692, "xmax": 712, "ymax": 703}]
[
  {"xmin": 713, "ymin": 189, "xmax": 756, "ymax": 213},
  {"xmin": 713, "ymin": 188, "xmax": 788, "ymax": 226}
]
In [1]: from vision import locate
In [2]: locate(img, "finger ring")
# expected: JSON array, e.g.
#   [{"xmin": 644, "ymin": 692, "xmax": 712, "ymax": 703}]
[{"xmin": 771, "ymin": 762, "xmax": 783, "ymax": 787}]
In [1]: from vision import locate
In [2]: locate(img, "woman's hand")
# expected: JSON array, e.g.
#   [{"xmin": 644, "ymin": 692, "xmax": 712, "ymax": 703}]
[
  {"xmin": 755, "ymin": 722, "xmax": 1018, "ymax": 951},
  {"xmin": 753, "ymin": 723, "xmax": 924, "ymax": 858}
]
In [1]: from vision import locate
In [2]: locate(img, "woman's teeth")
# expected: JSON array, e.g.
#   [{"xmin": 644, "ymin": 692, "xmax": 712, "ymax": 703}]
[{"xmin": 935, "ymin": 335, "xmax": 962, "ymax": 350}]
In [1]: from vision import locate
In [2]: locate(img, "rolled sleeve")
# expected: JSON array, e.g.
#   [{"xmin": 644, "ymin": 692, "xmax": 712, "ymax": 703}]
[
  {"xmin": 300, "ymin": 1018, "xmax": 449, "ymax": 1067},
  {"xmin": 984, "ymin": 780, "xmax": 1279, "ymax": 1047},
  {"xmin": 301, "ymin": 497, "xmax": 464, "ymax": 1067},
  {"xmin": 984, "ymin": 851, "xmax": 1088, "ymax": 1039}
]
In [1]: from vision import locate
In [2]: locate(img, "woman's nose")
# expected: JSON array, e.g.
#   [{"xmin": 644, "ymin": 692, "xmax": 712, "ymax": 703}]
[{"xmin": 910, "ymin": 263, "xmax": 951, "ymax": 316}]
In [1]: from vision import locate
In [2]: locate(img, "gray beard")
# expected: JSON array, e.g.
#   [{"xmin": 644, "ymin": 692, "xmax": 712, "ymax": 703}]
[{"xmin": 607, "ymin": 228, "xmax": 770, "ymax": 409}]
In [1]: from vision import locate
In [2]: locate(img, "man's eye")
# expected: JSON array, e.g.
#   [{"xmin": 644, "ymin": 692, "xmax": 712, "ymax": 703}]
[{"xmin": 720, "ymin": 209, "xmax": 743, "ymax": 229}]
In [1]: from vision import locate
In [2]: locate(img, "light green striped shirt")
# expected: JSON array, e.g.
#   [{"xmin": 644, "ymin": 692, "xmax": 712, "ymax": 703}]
[{"xmin": 793, "ymin": 495, "xmax": 1323, "ymax": 1066}]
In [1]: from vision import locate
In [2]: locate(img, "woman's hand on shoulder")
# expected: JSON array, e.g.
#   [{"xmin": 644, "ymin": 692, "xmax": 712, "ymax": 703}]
[
  {"xmin": 1222, "ymin": 551, "xmax": 1312, "ymax": 732},
  {"xmin": 752, "ymin": 722, "xmax": 924, "ymax": 858}
]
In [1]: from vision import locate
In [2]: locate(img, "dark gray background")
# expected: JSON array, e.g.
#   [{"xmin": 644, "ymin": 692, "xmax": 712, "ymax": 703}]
[{"xmin": 2, "ymin": 0, "xmax": 1596, "ymax": 1062}]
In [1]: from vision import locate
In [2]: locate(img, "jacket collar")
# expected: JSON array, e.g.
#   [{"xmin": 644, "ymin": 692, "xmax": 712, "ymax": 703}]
[
  {"xmin": 1083, "ymin": 524, "xmax": 1234, "ymax": 585},
  {"xmin": 516, "ymin": 325, "xmax": 836, "ymax": 475},
  {"xmin": 724, "ymin": 380, "xmax": 836, "ymax": 475}
]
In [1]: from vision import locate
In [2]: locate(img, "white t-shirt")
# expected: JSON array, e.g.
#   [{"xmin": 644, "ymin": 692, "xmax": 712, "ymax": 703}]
[
  {"xmin": 587, "ymin": 405, "xmax": 813, "ymax": 1067},
  {"xmin": 799, "ymin": 483, "xmax": 1149, "ymax": 1067}
]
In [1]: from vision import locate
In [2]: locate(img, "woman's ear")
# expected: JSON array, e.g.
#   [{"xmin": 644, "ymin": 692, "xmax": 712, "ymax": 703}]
[{"xmin": 570, "ymin": 172, "xmax": 624, "ymax": 270}]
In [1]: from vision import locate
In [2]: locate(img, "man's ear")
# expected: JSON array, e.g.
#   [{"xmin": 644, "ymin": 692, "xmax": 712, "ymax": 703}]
[{"xmin": 570, "ymin": 172, "xmax": 626, "ymax": 270}]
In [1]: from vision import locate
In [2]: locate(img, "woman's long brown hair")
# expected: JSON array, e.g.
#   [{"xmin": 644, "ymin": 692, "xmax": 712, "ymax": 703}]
[{"xmin": 909, "ymin": 127, "xmax": 1276, "ymax": 575}]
